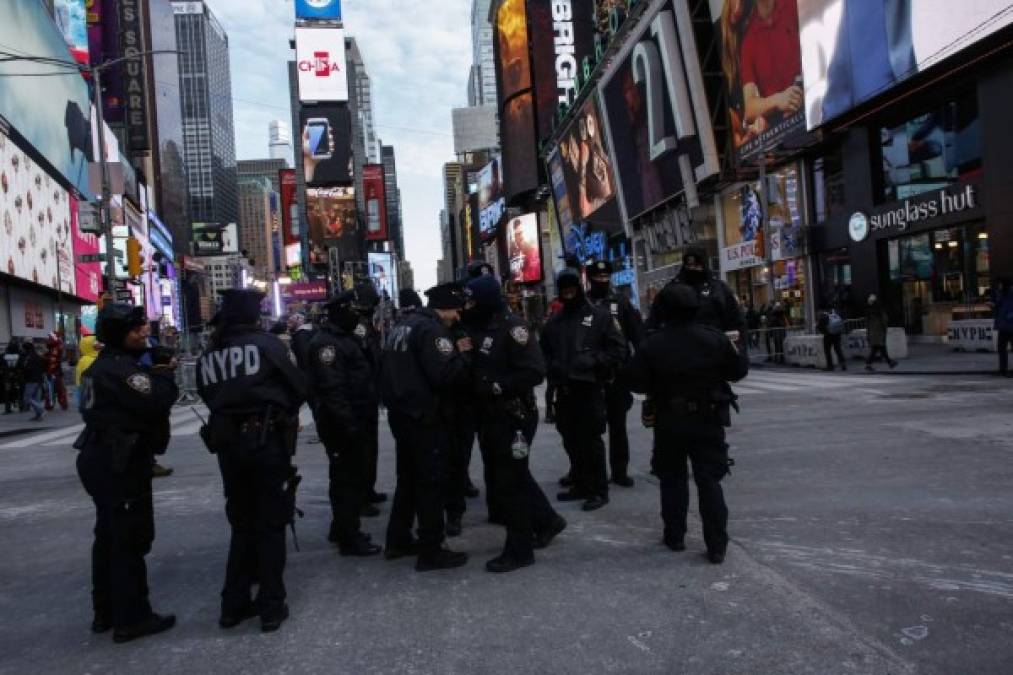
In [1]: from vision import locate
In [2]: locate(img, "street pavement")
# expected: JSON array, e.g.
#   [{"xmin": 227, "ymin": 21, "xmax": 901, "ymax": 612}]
[{"xmin": 0, "ymin": 371, "xmax": 1011, "ymax": 674}]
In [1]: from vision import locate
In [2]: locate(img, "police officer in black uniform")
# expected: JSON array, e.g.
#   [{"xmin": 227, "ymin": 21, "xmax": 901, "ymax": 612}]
[
  {"xmin": 197, "ymin": 290, "xmax": 308, "ymax": 632},
  {"xmin": 585, "ymin": 259, "xmax": 645, "ymax": 487},
  {"xmin": 652, "ymin": 247, "xmax": 746, "ymax": 336},
  {"xmin": 542, "ymin": 269, "xmax": 628, "ymax": 512},
  {"xmin": 464, "ymin": 276, "xmax": 567, "ymax": 572},
  {"xmin": 350, "ymin": 280, "xmax": 387, "ymax": 515},
  {"xmin": 308, "ymin": 290, "xmax": 383, "ymax": 556},
  {"xmin": 626, "ymin": 284, "xmax": 749, "ymax": 564},
  {"xmin": 381, "ymin": 282, "xmax": 472, "ymax": 572},
  {"xmin": 76, "ymin": 303, "xmax": 178, "ymax": 642}
]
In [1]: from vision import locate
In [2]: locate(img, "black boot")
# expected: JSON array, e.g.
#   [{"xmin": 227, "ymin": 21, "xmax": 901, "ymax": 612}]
[
  {"xmin": 384, "ymin": 539, "xmax": 419, "ymax": 561},
  {"xmin": 707, "ymin": 549, "xmax": 726, "ymax": 564},
  {"xmin": 112, "ymin": 612, "xmax": 176, "ymax": 643},
  {"xmin": 219, "ymin": 602, "xmax": 257, "ymax": 629},
  {"xmin": 485, "ymin": 553, "xmax": 534, "ymax": 573},
  {"xmin": 261, "ymin": 604, "xmax": 289, "ymax": 633},
  {"xmin": 415, "ymin": 547, "xmax": 468, "ymax": 572},
  {"xmin": 91, "ymin": 614, "xmax": 112, "ymax": 634},
  {"xmin": 610, "ymin": 475, "xmax": 634, "ymax": 488},
  {"xmin": 581, "ymin": 495, "xmax": 609, "ymax": 512},
  {"xmin": 663, "ymin": 536, "xmax": 686, "ymax": 552},
  {"xmin": 533, "ymin": 516, "xmax": 567, "ymax": 550},
  {"xmin": 339, "ymin": 533, "xmax": 382, "ymax": 557}
]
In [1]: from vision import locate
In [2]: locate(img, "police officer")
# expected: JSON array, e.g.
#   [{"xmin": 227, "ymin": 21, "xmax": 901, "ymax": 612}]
[
  {"xmin": 350, "ymin": 280, "xmax": 387, "ymax": 515},
  {"xmin": 652, "ymin": 247, "xmax": 746, "ymax": 336},
  {"xmin": 625, "ymin": 284, "xmax": 749, "ymax": 563},
  {"xmin": 465, "ymin": 276, "xmax": 567, "ymax": 572},
  {"xmin": 542, "ymin": 269, "xmax": 628, "ymax": 512},
  {"xmin": 197, "ymin": 290, "xmax": 308, "ymax": 632},
  {"xmin": 585, "ymin": 259, "xmax": 645, "ymax": 487},
  {"xmin": 307, "ymin": 290, "xmax": 384, "ymax": 556},
  {"xmin": 76, "ymin": 303, "xmax": 178, "ymax": 642},
  {"xmin": 381, "ymin": 282, "xmax": 471, "ymax": 572}
]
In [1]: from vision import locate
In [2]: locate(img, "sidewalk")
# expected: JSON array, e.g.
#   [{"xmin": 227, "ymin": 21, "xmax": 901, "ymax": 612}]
[{"xmin": 752, "ymin": 342, "xmax": 1005, "ymax": 376}]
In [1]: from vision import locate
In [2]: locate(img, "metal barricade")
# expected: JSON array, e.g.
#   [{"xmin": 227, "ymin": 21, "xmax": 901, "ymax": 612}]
[{"xmin": 175, "ymin": 358, "xmax": 201, "ymax": 406}]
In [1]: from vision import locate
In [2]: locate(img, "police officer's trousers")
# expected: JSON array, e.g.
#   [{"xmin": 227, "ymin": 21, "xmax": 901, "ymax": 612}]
[
  {"xmin": 217, "ymin": 440, "xmax": 290, "ymax": 619},
  {"xmin": 556, "ymin": 383, "xmax": 608, "ymax": 498},
  {"xmin": 653, "ymin": 424, "xmax": 730, "ymax": 554},
  {"xmin": 363, "ymin": 406, "xmax": 380, "ymax": 501},
  {"xmin": 480, "ymin": 413, "xmax": 558, "ymax": 560},
  {"xmin": 604, "ymin": 383, "xmax": 634, "ymax": 480},
  {"xmin": 77, "ymin": 449, "xmax": 155, "ymax": 629},
  {"xmin": 445, "ymin": 420, "xmax": 475, "ymax": 519},
  {"xmin": 385, "ymin": 410, "xmax": 446, "ymax": 553},
  {"xmin": 319, "ymin": 421, "xmax": 367, "ymax": 545}
]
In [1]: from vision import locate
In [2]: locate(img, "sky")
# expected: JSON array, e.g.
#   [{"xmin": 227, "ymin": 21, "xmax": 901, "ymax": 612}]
[{"xmin": 209, "ymin": 0, "xmax": 472, "ymax": 292}]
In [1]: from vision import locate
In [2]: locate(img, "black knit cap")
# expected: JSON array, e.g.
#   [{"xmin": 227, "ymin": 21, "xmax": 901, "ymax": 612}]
[
  {"xmin": 586, "ymin": 259, "xmax": 613, "ymax": 277},
  {"xmin": 424, "ymin": 282, "xmax": 466, "ymax": 310},
  {"xmin": 96, "ymin": 303, "xmax": 146, "ymax": 348},
  {"xmin": 399, "ymin": 288, "xmax": 422, "ymax": 308},
  {"xmin": 219, "ymin": 289, "xmax": 264, "ymax": 325}
]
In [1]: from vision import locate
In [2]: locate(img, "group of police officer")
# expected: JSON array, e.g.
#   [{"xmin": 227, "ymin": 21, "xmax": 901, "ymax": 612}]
[{"xmin": 74, "ymin": 246, "xmax": 747, "ymax": 642}]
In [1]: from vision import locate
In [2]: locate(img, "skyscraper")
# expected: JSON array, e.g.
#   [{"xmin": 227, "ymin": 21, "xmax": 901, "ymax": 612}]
[
  {"xmin": 347, "ymin": 37, "xmax": 381, "ymax": 165},
  {"xmin": 173, "ymin": 1, "xmax": 238, "ymax": 229},
  {"xmin": 381, "ymin": 145, "xmax": 404, "ymax": 260},
  {"xmin": 470, "ymin": 0, "xmax": 497, "ymax": 107},
  {"xmin": 237, "ymin": 176, "xmax": 277, "ymax": 281},
  {"xmin": 268, "ymin": 120, "xmax": 292, "ymax": 166}
]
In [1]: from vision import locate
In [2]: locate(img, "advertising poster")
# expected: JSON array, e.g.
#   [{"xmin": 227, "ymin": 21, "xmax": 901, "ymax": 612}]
[
  {"xmin": 282, "ymin": 280, "xmax": 329, "ymax": 303},
  {"xmin": 546, "ymin": 148, "xmax": 576, "ymax": 238},
  {"xmin": 496, "ymin": 0, "xmax": 540, "ymax": 199},
  {"xmin": 306, "ymin": 186, "xmax": 357, "ymax": 265},
  {"xmin": 362, "ymin": 164, "xmax": 388, "ymax": 241},
  {"xmin": 70, "ymin": 198, "xmax": 102, "ymax": 303},
  {"xmin": 710, "ymin": 0, "xmax": 806, "ymax": 161},
  {"xmin": 54, "ymin": 0, "xmax": 90, "ymax": 66},
  {"xmin": 295, "ymin": 0, "xmax": 342, "ymax": 21},
  {"xmin": 191, "ymin": 223, "xmax": 226, "ymax": 256},
  {"xmin": 0, "ymin": 2, "xmax": 93, "ymax": 197},
  {"xmin": 367, "ymin": 252, "xmax": 398, "ymax": 303},
  {"xmin": 526, "ymin": 0, "xmax": 597, "ymax": 139},
  {"xmin": 477, "ymin": 156, "xmax": 506, "ymax": 240},
  {"xmin": 553, "ymin": 94, "xmax": 622, "ymax": 233},
  {"xmin": 799, "ymin": 0, "xmax": 1013, "ymax": 129},
  {"xmin": 506, "ymin": 213, "xmax": 543, "ymax": 284},
  {"xmin": 8, "ymin": 288, "xmax": 56, "ymax": 339},
  {"xmin": 295, "ymin": 27, "xmax": 349, "ymax": 102},
  {"xmin": 299, "ymin": 105, "xmax": 353, "ymax": 186},
  {"xmin": 279, "ymin": 168, "xmax": 300, "ymax": 247}
]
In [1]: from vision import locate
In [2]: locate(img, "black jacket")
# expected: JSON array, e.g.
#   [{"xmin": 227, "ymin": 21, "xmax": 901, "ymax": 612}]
[
  {"xmin": 290, "ymin": 324, "xmax": 317, "ymax": 372},
  {"xmin": 468, "ymin": 309, "xmax": 545, "ymax": 403},
  {"xmin": 307, "ymin": 321, "xmax": 378, "ymax": 435},
  {"xmin": 651, "ymin": 271, "xmax": 746, "ymax": 335},
  {"xmin": 541, "ymin": 298, "xmax": 628, "ymax": 386},
  {"xmin": 19, "ymin": 349, "xmax": 46, "ymax": 384},
  {"xmin": 588, "ymin": 289, "xmax": 645, "ymax": 355},
  {"xmin": 79, "ymin": 347, "xmax": 178, "ymax": 434},
  {"xmin": 379, "ymin": 308, "xmax": 470, "ymax": 422},
  {"xmin": 197, "ymin": 326, "xmax": 308, "ymax": 417}
]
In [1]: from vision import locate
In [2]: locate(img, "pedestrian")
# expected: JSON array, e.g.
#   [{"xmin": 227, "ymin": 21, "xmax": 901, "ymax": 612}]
[
  {"xmin": 542, "ymin": 268, "xmax": 628, "ymax": 512},
  {"xmin": 197, "ymin": 289, "xmax": 308, "ymax": 633},
  {"xmin": 2, "ymin": 339, "xmax": 22, "ymax": 414},
  {"xmin": 307, "ymin": 290, "xmax": 383, "ymax": 556},
  {"xmin": 75, "ymin": 303, "xmax": 179, "ymax": 642},
  {"xmin": 585, "ymin": 259, "xmax": 645, "ymax": 488},
  {"xmin": 745, "ymin": 300, "xmax": 761, "ymax": 349},
  {"xmin": 19, "ymin": 342, "xmax": 46, "ymax": 421},
  {"xmin": 994, "ymin": 278, "xmax": 1013, "ymax": 376},
  {"xmin": 75, "ymin": 335, "xmax": 102, "ymax": 386},
  {"xmin": 44, "ymin": 332, "xmax": 68, "ymax": 411},
  {"xmin": 464, "ymin": 275, "xmax": 567, "ymax": 572},
  {"xmin": 817, "ymin": 306, "xmax": 847, "ymax": 371},
  {"xmin": 351, "ymin": 280, "xmax": 387, "ymax": 515},
  {"xmin": 380, "ymin": 282, "xmax": 471, "ymax": 572},
  {"xmin": 865, "ymin": 294, "xmax": 897, "ymax": 371},
  {"xmin": 625, "ymin": 284, "xmax": 749, "ymax": 564},
  {"xmin": 768, "ymin": 302, "xmax": 789, "ymax": 364}
]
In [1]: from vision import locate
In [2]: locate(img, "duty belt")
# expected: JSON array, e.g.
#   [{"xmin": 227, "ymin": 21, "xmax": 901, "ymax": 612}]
[{"xmin": 666, "ymin": 397, "xmax": 720, "ymax": 417}]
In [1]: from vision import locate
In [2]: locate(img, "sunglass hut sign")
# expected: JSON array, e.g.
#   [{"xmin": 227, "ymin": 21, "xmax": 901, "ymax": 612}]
[{"xmin": 848, "ymin": 185, "xmax": 978, "ymax": 242}]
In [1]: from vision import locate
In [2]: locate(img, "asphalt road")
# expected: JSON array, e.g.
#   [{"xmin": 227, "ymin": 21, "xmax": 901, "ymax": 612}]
[{"xmin": 0, "ymin": 370, "xmax": 1011, "ymax": 674}]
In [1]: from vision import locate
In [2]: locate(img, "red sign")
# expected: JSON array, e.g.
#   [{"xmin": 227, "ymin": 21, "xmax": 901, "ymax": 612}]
[
  {"xmin": 279, "ymin": 169, "xmax": 300, "ymax": 249},
  {"xmin": 70, "ymin": 198, "xmax": 102, "ymax": 303},
  {"xmin": 283, "ymin": 280, "xmax": 328, "ymax": 302},
  {"xmin": 362, "ymin": 164, "xmax": 388, "ymax": 241}
]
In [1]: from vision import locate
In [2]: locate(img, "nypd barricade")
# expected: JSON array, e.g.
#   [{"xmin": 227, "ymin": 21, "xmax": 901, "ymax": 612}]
[{"xmin": 783, "ymin": 328, "xmax": 909, "ymax": 369}]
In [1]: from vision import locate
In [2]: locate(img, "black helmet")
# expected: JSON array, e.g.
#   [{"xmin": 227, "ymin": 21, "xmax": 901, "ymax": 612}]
[{"xmin": 96, "ymin": 303, "xmax": 146, "ymax": 348}]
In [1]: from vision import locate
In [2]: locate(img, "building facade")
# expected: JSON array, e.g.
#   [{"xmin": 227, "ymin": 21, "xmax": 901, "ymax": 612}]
[
  {"xmin": 381, "ymin": 145, "xmax": 405, "ymax": 260},
  {"xmin": 237, "ymin": 176, "xmax": 277, "ymax": 281},
  {"xmin": 268, "ymin": 120, "xmax": 292, "ymax": 166}
]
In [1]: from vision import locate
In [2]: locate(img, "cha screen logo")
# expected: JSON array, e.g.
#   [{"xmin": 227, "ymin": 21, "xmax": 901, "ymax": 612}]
[{"xmin": 296, "ymin": 0, "xmax": 342, "ymax": 20}]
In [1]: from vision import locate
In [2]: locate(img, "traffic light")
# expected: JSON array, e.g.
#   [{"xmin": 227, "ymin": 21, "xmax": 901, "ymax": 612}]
[{"xmin": 126, "ymin": 237, "xmax": 143, "ymax": 278}]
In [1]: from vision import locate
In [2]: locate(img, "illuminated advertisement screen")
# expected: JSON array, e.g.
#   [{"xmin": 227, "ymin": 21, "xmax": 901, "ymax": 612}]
[
  {"xmin": 299, "ymin": 105, "xmax": 353, "ymax": 186},
  {"xmin": 798, "ymin": 0, "xmax": 1013, "ymax": 129},
  {"xmin": 477, "ymin": 156, "xmax": 506, "ymax": 239},
  {"xmin": 367, "ymin": 251, "xmax": 399, "ymax": 304},
  {"xmin": 362, "ymin": 164, "xmax": 388, "ymax": 241},
  {"xmin": 295, "ymin": 0, "xmax": 341, "ymax": 20},
  {"xmin": 306, "ymin": 186, "xmax": 357, "ymax": 266},
  {"xmin": 295, "ymin": 27, "xmax": 349, "ymax": 102},
  {"xmin": 496, "ymin": 0, "xmax": 540, "ymax": 199},
  {"xmin": 505, "ymin": 213, "xmax": 543, "ymax": 284}
]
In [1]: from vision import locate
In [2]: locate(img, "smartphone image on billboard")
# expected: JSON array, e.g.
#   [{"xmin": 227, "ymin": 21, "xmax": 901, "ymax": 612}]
[{"xmin": 306, "ymin": 118, "xmax": 331, "ymax": 159}]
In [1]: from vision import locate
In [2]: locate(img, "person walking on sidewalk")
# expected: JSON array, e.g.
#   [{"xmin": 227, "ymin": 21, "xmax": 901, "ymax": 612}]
[
  {"xmin": 817, "ymin": 307, "xmax": 847, "ymax": 371},
  {"xmin": 865, "ymin": 295, "xmax": 897, "ymax": 371},
  {"xmin": 19, "ymin": 342, "xmax": 46, "ymax": 421},
  {"xmin": 44, "ymin": 332, "xmax": 68, "ymax": 411},
  {"xmin": 994, "ymin": 278, "xmax": 1013, "ymax": 377},
  {"xmin": 2, "ymin": 340, "xmax": 23, "ymax": 414}
]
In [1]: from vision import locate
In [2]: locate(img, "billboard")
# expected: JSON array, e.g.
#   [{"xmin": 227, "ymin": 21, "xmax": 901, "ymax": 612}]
[
  {"xmin": 527, "ymin": 0, "xmax": 597, "ymax": 139},
  {"xmin": 0, "ymin": 128, "xmax": 76, "ymax": 294},
  {"xmin": 54, "ymin": 0, "xmax": 90, "ymax": 66},
  {"xmin": 601, "ymin": 0, "xmax": 720, "ymax": 218},
  {"xmin": 118, "ymin": 0, "xmax": 149, "ymax": 152},
  {"xmin": 496, "ymin": 0, "xmax": 540, "ymax": 199},
  {"xmin": 191, "ymin": 222, "xmax": 238, "ymax": 257},
  {"xmin": 306, "ymin": 186, "xmax": 357, "ymax": 265},
  {"xmin": 367, "ymin": 252, "xmax": 398, "ymax": 303},
  {"xmin": 552, "ymin": 94, "xmax": 622, "ymax": 233},
  {"xmin": 506, "ymin": 214, "xmax": 543, "ymax": 284},
  {"xmin": 477, "ymin": 156, "xmax": 506, "ymax": 239},
  {"xmin": 279, "ymin": 168, "xmax": 300, "ymax": 248},
  {"xmin": 362, "ymin": 164, "xmax": 388, "ymax": 241},
  {"xmin": 296, "ymin": 27, "xmax": 349, "ymax": 102},
  {"xmin": 710, "ymin": 0, "xmax": 806, "ymax": 161},
  {"xmin": 71, "ymin": 199, "xmax": 102, "ymax": 303},
  {"xmin": 0, "ymin": 1, "xmax": 93, "ymax": 197},
  {"xmin": 295, "ymin": 0, "xmax": 342, "ymax": 20},
  {"xmin": 798, "ymin": 0, "xmax": 1013, "ymax": 129},
  {"xmin": 299, "ymin": 105, "xmax": 353, "ymax": 186},
  {"xmin": 546, "ymin": 147, "xmax": 576, "ymax": 237}
]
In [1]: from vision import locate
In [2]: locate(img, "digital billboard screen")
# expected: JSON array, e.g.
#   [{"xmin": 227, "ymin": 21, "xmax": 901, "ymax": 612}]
[
  {"xmin": 296, "ymin": 0, "xmax": 342, "ymax": 21},
  {"xmin": 496, "ymin": 0, "xmax": 540, "ymax": 199},
  {"xmin": 798, "ymin": 0, "xmax": 1013, "ymax": 129},
  {"xmin": 367, "ymin": 251, "xmax": 398, "ymax": 304},
  {"xmin": 296, "ymin": 27, "xmax": 349, "ymax": 102},
  {"xmin": 306, "ymin": 186, "xmax": 358, "ymax": 266},
  {"xmin": 505, "ymin": 213, "xmax": 543, "ymax": 284},
  {"xmin": 477, "ymin": 156, "xmax": 506, "ymax": 239},
  {"xmin": 299, "ymin": 105, "xmax": 353, "ymax": 186},
  {"xmin": 362, "ymin": 164, "xmax": 388, "ymax": 241}
]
